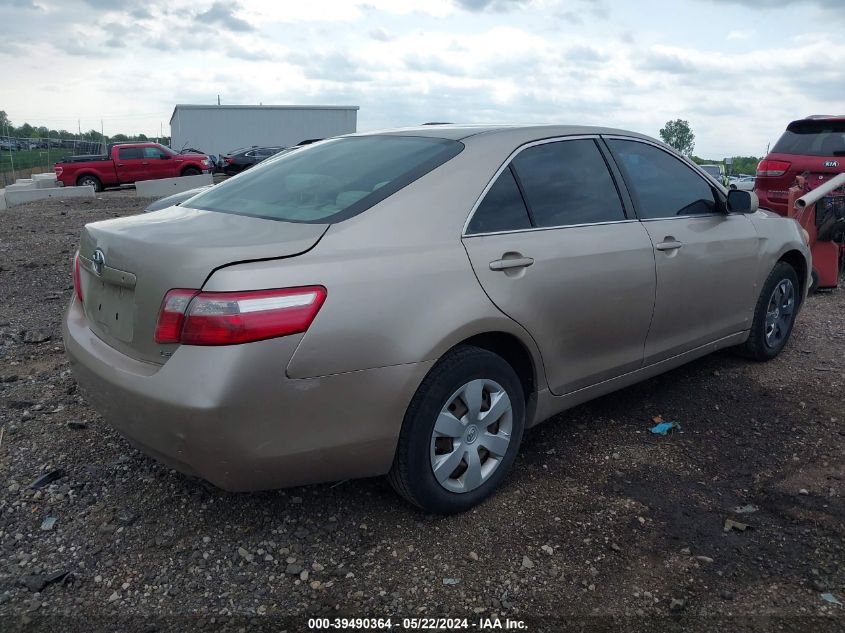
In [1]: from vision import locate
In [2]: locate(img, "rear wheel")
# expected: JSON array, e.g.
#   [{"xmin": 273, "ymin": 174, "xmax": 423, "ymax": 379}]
[
  {"xmin": 181, "ymin": 167, "xmax": 201, "ymax": 177},
  {"xmin": 77, "ymin": 174, "xmax": 102, "ymax": 192},
  {"xmin": 388, "ymin": 345, "xmax": 525, "ymax": 514},
  {"xmin": 741, "ymin": 262, "xmax": 799, "ymax": 361}
]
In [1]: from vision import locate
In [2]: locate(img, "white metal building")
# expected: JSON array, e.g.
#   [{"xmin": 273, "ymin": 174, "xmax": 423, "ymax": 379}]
[{"xmin": 169, "ymin": 104, "xmax": 359, "ymax": 157}]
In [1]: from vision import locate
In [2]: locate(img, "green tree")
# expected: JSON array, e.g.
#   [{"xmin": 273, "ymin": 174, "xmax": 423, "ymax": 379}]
[
  {"xmin": 0, "ymin": 110, "xmax": 9, "ymax": 129},
  {"xmin": 15, "ymin": 122, "xmax": 33, "ymax": 138},
  {"xmin": 659, "ymin": 119, "xmax": 695, "ymax": 156}
]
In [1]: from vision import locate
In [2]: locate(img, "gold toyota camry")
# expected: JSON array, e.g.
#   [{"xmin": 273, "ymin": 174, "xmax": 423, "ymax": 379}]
[{"xmin": 64, "ymin": 125, "xmax": 811, "ymax": 513}]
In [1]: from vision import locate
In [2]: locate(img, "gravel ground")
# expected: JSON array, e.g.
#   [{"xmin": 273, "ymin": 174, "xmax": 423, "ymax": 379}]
[{"xmin": 0, "ymin": 194, "xmax": 843, "ymax": 632}]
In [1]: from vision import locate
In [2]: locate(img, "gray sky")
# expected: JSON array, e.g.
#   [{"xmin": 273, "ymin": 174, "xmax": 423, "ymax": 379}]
[{"xmin": 1, "ymin": 0, "xmax": 842, "ymax": 157}]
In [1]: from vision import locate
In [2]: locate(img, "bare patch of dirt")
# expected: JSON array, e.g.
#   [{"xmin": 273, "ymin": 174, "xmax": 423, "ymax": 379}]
[{"xmin": 0, "ymin": 194, "xmax": 842, "ymax": 632}]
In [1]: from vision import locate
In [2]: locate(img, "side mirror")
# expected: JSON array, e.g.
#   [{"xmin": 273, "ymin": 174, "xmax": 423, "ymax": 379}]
[
  {"xmin": 727, "ymin": 189, "xmax": 758, "ymax": 214},
  {"xmin": 160, "ymin": 154, "xmax": 171, "ymax": 160}
]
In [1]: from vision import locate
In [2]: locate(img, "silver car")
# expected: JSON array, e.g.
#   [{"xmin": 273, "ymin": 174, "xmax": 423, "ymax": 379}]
[{"xmin": 64, "ymin": 125, "xmax": 811, "ymax": 514}]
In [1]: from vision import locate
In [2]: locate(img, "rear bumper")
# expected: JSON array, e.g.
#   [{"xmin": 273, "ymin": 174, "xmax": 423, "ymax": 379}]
[
  {"xmin": 62, "ymin": 297, "xmax": 431, "ymax": 491},
  {"xmin": 754, "ymin": 187, "xmax": 788, "ymax": 216}
]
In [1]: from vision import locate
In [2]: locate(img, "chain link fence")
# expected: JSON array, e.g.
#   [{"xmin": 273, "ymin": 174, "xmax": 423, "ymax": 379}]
[{"xmin": 0, "ymin": 136, "xmax": 105, "ymax": 188}]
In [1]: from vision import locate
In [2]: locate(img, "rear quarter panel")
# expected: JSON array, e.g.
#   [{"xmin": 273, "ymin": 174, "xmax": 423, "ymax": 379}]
[
  {"xmin": 57, "ymin": 161, "xmax": 118, "ymax": 186},
  {"xmin": 202, "ymin": 133, "xmax": 548, "ymax": 388}
]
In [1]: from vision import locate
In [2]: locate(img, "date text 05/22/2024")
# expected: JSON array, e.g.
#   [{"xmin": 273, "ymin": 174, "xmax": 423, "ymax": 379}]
[{"xmin": 307, "ymin": 617, "xmax": 528, "ymax": 630}]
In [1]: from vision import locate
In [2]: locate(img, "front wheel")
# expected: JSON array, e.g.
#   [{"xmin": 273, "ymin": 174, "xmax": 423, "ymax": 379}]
[
  {"xmin": 77, "ymin": 175, "xmax": 102, "ymax": 192},
  {"xmin": 741, "ymin": 262, "xmax": 800, "ymax": 361},
  {"xmin": 388, "ymin": 345, "xmax": 525, "ymax": 514},
  {"xmin": 181, "ymin": 167, "xmax": 201, "ymax": 177}
]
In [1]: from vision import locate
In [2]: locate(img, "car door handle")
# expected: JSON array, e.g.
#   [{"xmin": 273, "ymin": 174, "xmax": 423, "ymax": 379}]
[
  {"xmin": 655, "ymin": 239, "xmax": 684, "ymax": 251},
  {"xmin": 489, "ymin": 257, "xmax": 534, "ymax": 271}
]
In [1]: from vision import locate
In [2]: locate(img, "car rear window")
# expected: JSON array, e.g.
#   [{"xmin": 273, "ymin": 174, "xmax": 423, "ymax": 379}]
[
  {"xmin": 187, "ymin": 136, "xmax": 464, "ymax": 223},
  {"xmin": 772, "ymin": 120, "xmax": 845, "ymax": 157}
]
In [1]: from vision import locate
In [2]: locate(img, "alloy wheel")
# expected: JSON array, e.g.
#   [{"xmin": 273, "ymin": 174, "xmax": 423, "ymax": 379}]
[{"xmin": 764, "ymin": 278, "xmax": 795, "ymax": 349}]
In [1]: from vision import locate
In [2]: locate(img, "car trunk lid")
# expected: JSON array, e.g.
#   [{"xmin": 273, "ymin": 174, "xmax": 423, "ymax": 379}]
[{"xmin": 77, "ymin": 206, "xmax": 328, "ymax": 365}]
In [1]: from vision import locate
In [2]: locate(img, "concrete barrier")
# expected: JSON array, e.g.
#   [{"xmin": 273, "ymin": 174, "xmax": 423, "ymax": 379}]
[
  {"xmin": 0, "ymin": 190, "xmax": 6, "ymax": 210},
  {"xmin": 32, "ymin": 173, "xmax": 59, "ymax": 189},
  {"xmin": 135, "ymin": 173, "xmax": 213, "ymax": 198},
  {"xmin": 4, "ymin": 185, "xmax": 95, "ymax": 208},
  {"xmin": 6, "ymin": 181, "xmax": 38, "ymax": 192}
]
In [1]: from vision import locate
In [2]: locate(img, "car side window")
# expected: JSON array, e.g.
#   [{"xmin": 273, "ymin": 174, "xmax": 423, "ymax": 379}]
[
  {"xmin": 142, "ymin": 147, "xmax": 165, "ymax": 159},
  {"xmin": 466, "ymin": 166, "xmax": 532, "ymax": 235},
  {"xmin": 118, "ymin": 147, "xmax": 143, "ymax": 160},
  {"xmin": 607, "ymin": 139, "xmax": 720, "ymax": 219},
  {"xmin": 510, "ymin": 139, "xmax": 626, "ymax": 227}
]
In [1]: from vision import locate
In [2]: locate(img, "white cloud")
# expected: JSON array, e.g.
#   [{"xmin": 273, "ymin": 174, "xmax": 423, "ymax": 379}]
[
  {"xmin": 0, "ymin": 0, "xmax": 840, "ymax": 156},
  {"xmin": 726, "ymin": 29, "xmax": 755, "ymax": 40}
]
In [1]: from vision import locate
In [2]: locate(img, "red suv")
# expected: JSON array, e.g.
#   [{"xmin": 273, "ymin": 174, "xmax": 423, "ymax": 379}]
[{"xmin": 755, "ymin": 115, "xmax": 844, "ymax": 215}]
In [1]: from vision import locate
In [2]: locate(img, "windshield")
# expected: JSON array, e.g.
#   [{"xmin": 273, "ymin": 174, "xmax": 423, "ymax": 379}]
[
  {"xmin": 773, "ymin": 120, "xmax": 845, "ymax": 157},
  {"xmin": 700, "ymin": 165, "xmax": 721, "ymax": 178},
  {"xmin": 186, "ymin": 135, "xmax": 464, "ymax": 223}
]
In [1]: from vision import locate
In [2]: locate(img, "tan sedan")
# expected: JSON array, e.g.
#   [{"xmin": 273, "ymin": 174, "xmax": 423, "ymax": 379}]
[{"xmin": 64, "ymin": 125, "xmax": 811, "ymax": 514}]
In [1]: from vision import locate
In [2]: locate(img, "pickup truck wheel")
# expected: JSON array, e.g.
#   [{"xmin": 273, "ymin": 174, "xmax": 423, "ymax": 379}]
[
  {"xmin": 77, "ymin": 175, "xmax": 102, "ymax": 192},
  {"xmin": 181, "ymin": 167, "xmax": 201, "ymax": 177}
]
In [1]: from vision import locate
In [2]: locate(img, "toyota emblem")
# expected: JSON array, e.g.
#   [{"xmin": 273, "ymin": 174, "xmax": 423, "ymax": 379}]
[{"xmin": 91, "ymin": 249, "xmax": 105, "ymax": 276}]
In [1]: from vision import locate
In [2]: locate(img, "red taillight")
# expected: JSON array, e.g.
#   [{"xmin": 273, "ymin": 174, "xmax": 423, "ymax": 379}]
[
  {"xmin": 55, "ymin": 166, "xmax": 63, "ymax": 177},
  {"xmin": 155, "ymin": 286, "xmax": 326, "ymax": 346},
  {"xmin": 73, "ymin": 251, "xmax": 83, "ymax": 303},
  {"xmin": 154, "ymin": 289, "xmax": 199, "ymax": 343},
  {"xmin": 224, "ymin": 157, "xmax": 233, "ymax": 165},
  {"xmin": 756, "ymin": 159, "xmax": 791, "ymax": 177}
]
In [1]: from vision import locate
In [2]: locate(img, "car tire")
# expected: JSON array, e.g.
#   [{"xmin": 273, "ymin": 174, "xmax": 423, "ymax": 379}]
[
  {"xmin": 181, "ymin": 167, "xmax": 201, "ymax": 177},
  {"xmin": 809, "ymin": 269, "xmax": 820, "ymax": 294},
  {"xmin": 388, "ymin": 345, "xmax": 525, "ymax": 514},
  {"xmin": 77, "ymin": 175, "xmax": 102, "ymax": 192},
  {"xmin": 740, "ymin": 262, "xmax": 800, "ymax": 361}
]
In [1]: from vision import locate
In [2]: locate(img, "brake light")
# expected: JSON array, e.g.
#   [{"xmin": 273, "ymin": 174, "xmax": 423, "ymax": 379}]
[
  {"xmin": 756, "ymin": 159, "xmax": 791, "ymax": 177},
  {"xmin": 155, "ymin": 286, "xmax": 326, "ymax": 346},
  {"xmin": 73, "ymin": 251, "xmax": 83, "ymax": 303},
  {"xmin": 154, "ymin": 289, "xmax": 198, "ymax": 343},
  {"xmin": 224, "ymin": 158, "xmax": 233, "ymax": 165},
  {"xmin": 55, "ymin": 166, "xmax": 63, "ymax": 177}
]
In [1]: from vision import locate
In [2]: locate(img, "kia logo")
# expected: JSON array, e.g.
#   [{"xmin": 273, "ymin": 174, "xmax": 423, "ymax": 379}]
[{"xmin": 824, "ymin": 160, "xmax": 839, "ymax": 168}]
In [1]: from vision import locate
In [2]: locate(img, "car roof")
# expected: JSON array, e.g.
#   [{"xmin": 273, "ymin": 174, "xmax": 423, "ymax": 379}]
[{"xmin": 346, "ymin": 123, "xmax": 658, "ymax": 143}]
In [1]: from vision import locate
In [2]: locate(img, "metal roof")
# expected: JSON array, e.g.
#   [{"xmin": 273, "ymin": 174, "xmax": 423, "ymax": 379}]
[{"xmin": 169, "ymin": 104, "xmax": 360, "ymax": 124}]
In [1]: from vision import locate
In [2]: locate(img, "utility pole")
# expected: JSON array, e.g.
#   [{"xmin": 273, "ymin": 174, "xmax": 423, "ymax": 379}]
[
  {"xmin": 4, "ymin": 122, "xmax": 15, "ymax": 181},
  {"xmin": 217, "ymin": 94, "xmax": 221, "ymax": 106}
]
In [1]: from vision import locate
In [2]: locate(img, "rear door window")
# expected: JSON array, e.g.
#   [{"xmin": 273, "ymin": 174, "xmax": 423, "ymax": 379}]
[
  {"xmin": 118, "ymin": 147, "xmax": 143, "ymax": 160},
  {"xmin": 187, "ymin": 136, "xmax": 464, "ymax": 223},
  {"xmin": 772, "ymin": 120, "xmax": 845, "ymax": 157},
  {"xmin": 466, "ymin": 167, "xmax": 531, "ymax": 234},
  {"xmin": 510, "ymin": 139, "xmax": 626, "ymax": 227}
]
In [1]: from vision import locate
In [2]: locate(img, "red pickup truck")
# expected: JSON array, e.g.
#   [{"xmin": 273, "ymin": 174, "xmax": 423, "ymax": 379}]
[{"xmin": 54, "ymin": 143, "xmax": 210, "ymax": 192}]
